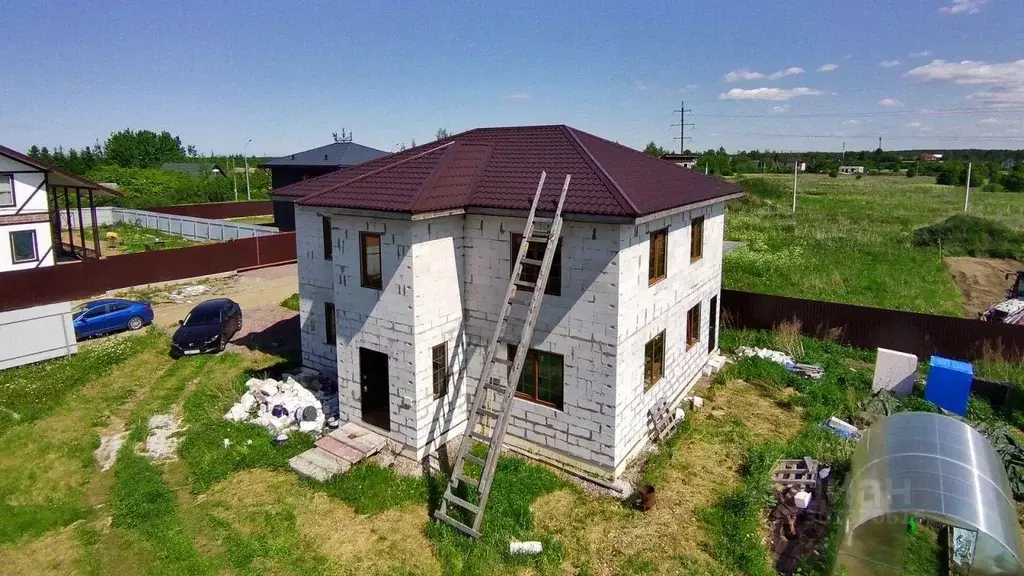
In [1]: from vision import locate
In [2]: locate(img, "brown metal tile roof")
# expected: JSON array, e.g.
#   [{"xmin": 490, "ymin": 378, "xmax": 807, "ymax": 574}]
[{"xmin": 290, "ymin": 125, "xmax": 742, "ymax": 218}]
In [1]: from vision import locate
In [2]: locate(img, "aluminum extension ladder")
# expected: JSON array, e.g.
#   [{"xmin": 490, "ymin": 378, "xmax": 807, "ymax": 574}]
[{"xmin": 433, "ymin": 171, "xmax": 571, "ymax": 538}]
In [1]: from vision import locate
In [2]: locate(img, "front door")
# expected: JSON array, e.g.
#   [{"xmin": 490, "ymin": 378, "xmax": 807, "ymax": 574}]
[
  {"xmin": 359, "ymin": 347, "xmax": 391, "ymax": 431},
  {"xmin": 708, "ymin": 295, "xmax": 718, "ymax": 354}
]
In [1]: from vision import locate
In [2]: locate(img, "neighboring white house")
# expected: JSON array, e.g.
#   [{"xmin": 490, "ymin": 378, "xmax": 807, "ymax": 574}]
[
  {"xmin": 0, "ymin": 145, "xmax": 120, "ymax": 369},
  {"xmin": 279, "ymin": 125, "xmax": 743, "ymax": 480},
  {"xmin": 660, "ymin": 153, "xmax": 699, "ymax": 169},
  {"xmin": 839, "ymin": 165, "xmax": 865, "ymax": 175}
]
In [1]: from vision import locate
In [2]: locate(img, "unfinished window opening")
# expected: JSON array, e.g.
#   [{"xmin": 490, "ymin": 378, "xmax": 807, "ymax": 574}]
[
  {"xmin": 10, "ymin": 230, "xmax": 38, "ymax": 263},
  {"xmin": 432, "ymin": 343, "xmax": 448, "ymax": 399},
  {"xmin": 687, "ymin": 303, "xmax": 701, "ymax": 349},
  {"xmin": 324, "ymin": 302, "xmax": 336, "ymax": 344},
  {"xmin": 510, "ymin": 233, "xmax": 561, "ymax": 296},
  {"xmin": 322, "ymin": 216, "xmax": 333, "ymax": 260},
  {"xmin": 0, "ymin": 174, "xmax": 14, "ymax": 207},
  {"xmin": 648, "ymin": 228, "xmax": 667, "ymax": 285},
  {"xmin": 508, "ymin": 345, "xmax": 564, "ymax": 410},
  {"xmin": 360, "ymin": 232, "xmax": 382, "ymax": 289},
  {"xmin": 690, "ymin": 216, "xmax": 704, "ymax": 262},
  {"xmin": 644, "ymin": 331, "xmax": 665, "ymax": 389}
]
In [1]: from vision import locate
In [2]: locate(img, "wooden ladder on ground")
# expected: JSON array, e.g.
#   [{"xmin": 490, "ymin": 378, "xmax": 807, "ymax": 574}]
[{"xmin": 433, "ymin": 171, "xmax": 571, "ymax": 538}]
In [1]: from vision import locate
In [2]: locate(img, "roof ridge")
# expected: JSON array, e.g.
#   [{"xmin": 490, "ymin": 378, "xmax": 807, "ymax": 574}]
[
  {"xmin": 298, "ymin": 142, "xmax": 455, "ymax": 205},
  {"xmin": 562, "ymin": 126, "xmax": 640, "ymax": 215},
  {"xmin": 408, "ymin": 142, "xmax": 462, "ymax": 211}
]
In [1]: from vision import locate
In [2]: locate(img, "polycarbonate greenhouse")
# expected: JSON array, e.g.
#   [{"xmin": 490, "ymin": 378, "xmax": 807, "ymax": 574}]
[{"xmin": 835, "ymin": 411, "xmax": 1024, "ymax": 575}]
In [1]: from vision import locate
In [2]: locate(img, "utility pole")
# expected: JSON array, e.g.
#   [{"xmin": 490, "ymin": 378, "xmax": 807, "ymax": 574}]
[
  {"xmin": 841, "ymin": 142, "xmax": 846, "ymax": 162},
  {"xmin": 964, "ymin": 162, "xmax": 972, "ymax": 213},
  {"xmin": 792, "ymin": 160, "xmax": 798, "ymax": 215},
  {"xmin": 231, "ymin": 158, "xmax": 238, "ymax": 201},
  {"xmin": 243, "ymin": 139, "xmax": 253, "ymax": 201},
  {"xmin": 672, "ymin": 100, "xmax": 694, "ymax": 154}
]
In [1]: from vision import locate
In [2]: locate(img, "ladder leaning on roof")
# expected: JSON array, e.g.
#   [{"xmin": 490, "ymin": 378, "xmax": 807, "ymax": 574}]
[{"xmin": 433, "ymin": 171, "xmax": 571, "ymax": 538}]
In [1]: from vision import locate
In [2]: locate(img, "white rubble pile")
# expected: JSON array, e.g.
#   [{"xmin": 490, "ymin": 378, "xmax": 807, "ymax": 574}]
[
  {"xmin": 735, "ymin": 347, "xmax": 825, "ymax": 379},
  {"xmin": 224, "ymin": 375, "xmax": 338, "ymax": 436},
  {"xmin": 168, "ymin": 284, "xmax": 209, "ymax": 302}
]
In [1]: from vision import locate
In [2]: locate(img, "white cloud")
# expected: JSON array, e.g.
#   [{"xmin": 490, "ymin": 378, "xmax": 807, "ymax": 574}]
[
  {"xmin": 909, "ymin": 50, "xmax": 932, "ymax": 58},
  {"xmin": 906, "ymin": 121, "xmax": 934, "ymax": 132},
  {"xmin": 939, "ymin": 0, "xmax": 986, "ymax": 15},
  {"xmin": 502, "ymin": 93, "xmax": 532, "ymax": 101},
  {"xmin": 634, "ymin": 80, "xmax": 648, "ymax": 91},
  {"xmin": 678, "ymin": 84, "xmax": 698, "ymax": 93},
  {"xmin": 979, "ymin": 117, "xmax": 999, "ymax": 125},
  {"xmin": 878, "ymin": 60, "xmax": 901, "ymax": 68},
  {"xmin": 724, "ymin": 66, "xmax": 804, "ymax": 82},
  {"xmin": 718, "ymin": 87, "xmax": 825, "ymax": 101},
  {"xmin": 817, "ymin": 63, "xmax": 839, "ymax": 72},
  {"xmin": 843, "ymin": 53, "xmax": 853, "ymax": 60},
  {"xmin": 878, "ymin": 97, "xmax": 903, "ymax": 107},
  {"xmin": 842, "ymin": 119, "xmax": 860, "ymax": 125},
  {"xmin": 905, "ymin": 59, "xmax": 1024, "ymax": 105},
  {"xmin": 771, "ymin": 105, "xmax": 789, "ymax": 113}
]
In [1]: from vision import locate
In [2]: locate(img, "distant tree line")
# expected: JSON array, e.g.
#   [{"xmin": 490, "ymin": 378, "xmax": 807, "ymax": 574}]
[{"xmin": 28, "ymin": 129, "xmax": 270, "ymax": 207}]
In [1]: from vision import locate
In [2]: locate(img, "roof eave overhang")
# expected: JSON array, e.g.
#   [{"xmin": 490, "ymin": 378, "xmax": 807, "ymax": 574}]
[{"xmin": 632, "ymin": 192, "xmax": 745, "ymax": 226}]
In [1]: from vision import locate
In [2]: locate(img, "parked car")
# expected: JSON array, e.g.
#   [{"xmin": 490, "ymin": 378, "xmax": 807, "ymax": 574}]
[
  {"xmin": 73, "ymin": 298, "xmax": 154, "ymax": 340},
  {"xmin": 170, "ymin": 298, "xmax": 242, "ymax": 358}
]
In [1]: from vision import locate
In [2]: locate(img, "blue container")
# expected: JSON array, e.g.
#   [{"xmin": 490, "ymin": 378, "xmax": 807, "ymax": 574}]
[{"xmin": 924, "ymin": 356, "xmax": 974, "ymax": 416}]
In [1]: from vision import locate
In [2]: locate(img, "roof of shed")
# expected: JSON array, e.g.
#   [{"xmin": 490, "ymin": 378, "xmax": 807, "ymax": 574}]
[
  {"xmin": 285, "ymin": 125, "xmax": 742, "ymax": 218},
  {"xmin": 259, "ymin": 141, "xmax": 390, "ymax": 169}
]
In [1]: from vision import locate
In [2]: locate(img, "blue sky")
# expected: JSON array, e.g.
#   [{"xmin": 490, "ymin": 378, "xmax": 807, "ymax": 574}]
[{"xmin": 3, "ymin": 0, "xmax": 1023, "ymax": 156}]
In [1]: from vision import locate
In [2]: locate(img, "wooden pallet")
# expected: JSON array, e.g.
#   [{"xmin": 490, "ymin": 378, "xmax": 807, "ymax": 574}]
[{"xmin": 771, "ymin": 457, "xmax": 818, "ymax": 491}]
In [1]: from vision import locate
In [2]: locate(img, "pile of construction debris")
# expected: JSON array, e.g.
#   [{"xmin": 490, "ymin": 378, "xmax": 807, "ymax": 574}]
[
  {"xmin": 736, "ymin": 347, "xmax": 825, "ymax": 379},
  {"xmin": 224, "ymin": 371, "xmax": 339, "ymax": 440},
  {"xmin": 769, "ymin": 457, "xmax": 832, "ymax": 574}
]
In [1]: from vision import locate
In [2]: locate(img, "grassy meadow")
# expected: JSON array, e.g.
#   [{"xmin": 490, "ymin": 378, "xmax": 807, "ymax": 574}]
[{"xmin": 723, "ymin": 174, "xmax": 1024, "ymax": 316}]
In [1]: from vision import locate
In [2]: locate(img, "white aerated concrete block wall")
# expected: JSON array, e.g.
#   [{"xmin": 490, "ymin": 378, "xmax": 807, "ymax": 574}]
[
  {"xmin": 613, "ymin": 203, "xmax": 725, "ymax": 475},
  {"xmin": 329, "ymin": 214, "xmax": 418, "ymax": 450},
  {"xmin": 295, "ymin": 206, "xmax": 336, "ymax": 376},
  {"xmin": 462, "ymin": 215, "xmax": 621, "ymax": 476},
  {"xmin": 411, "ymin": 217, "xmax": 469, "ymax": 458}
]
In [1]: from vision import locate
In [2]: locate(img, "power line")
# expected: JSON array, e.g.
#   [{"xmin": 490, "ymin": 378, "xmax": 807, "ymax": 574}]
[
  {"xmin": 672, "ymin": 100, "xmax": 694, "ymax": 153},
  {"xmin": 713, "ymin": 131, "xmax": 1024, "ymax": 141}
]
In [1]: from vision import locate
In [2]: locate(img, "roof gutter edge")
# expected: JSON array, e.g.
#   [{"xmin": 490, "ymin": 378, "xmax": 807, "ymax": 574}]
[{"xmin": 632, "ymin": 192, "xmax": 745, "ymax": 226}]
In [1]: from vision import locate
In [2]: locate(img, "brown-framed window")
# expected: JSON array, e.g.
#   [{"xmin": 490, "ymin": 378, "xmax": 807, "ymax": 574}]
[
  {"xmin": 507, "ymin": 345, "xmax": 564, "ymax": 410},
  {"xmin": 690, "ymin": 216, "xmax": 704, "ymax": 262},
  {"xmin": 9, "ymin": 230, "xmax": 38, "ymax": 264},
  {"xmin": 686, "ymin": 303, "xmax": 701, "ymax": 348},
  {"xmin": 0, "ymin": 174, "xmax": 14, "ymax": 207},
  {"xmin": 510, "ymin": 233, "xmax": 561, "ymax": 296},
  {"xmin": 644, "ymin": 331, "xmax": 665, "ymax": 390},
  {"xmin": 648, "ymin": 228, "xmax": 667, "ymax": 285},
  {"xmin": 322, "ymin": 216, "xmax": 333, "ymax": 260},
  {"xmin": 432, "ymin": 343, "xmax": 448, "ymax": 398},
  {"xmin": 360, "ymin": 232, "xmax": 382, "ymax": 289},
  {"xmin": 324, "ymin": 302, "xmax": 336, "ymax": 344}
]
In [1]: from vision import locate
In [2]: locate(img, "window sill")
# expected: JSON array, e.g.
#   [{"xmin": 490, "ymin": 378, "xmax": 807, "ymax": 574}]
[
  {"xmin": 514, "ymin": 393, "xmax": 563, "ymax": 412},
  {"xmin": 686, "ymin": 341, "xmax": 699, "ymax": 351},
  {"xmin": 643, "ymin": 375, "xmax": 662, "ymax": 393},
  {"xmin": 12, "ymin": 258, "xmax": 39, "ymax": 264},
  {"xmin": 690, "ymin": 256, "xmax": 703, "ymax": 264},
  {"xmin": 648, "ymin": 276, "xmax": 666, "ymax": 287}
]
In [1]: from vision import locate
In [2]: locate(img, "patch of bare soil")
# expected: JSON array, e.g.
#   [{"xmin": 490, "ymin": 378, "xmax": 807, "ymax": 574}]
[
  {"xmin": 945, "ymin": 257, "xmax": 1024, "ymax": 317},
  {"xmin": 0, "ymin": 526, "xmax": 81, "ymax": 576}
]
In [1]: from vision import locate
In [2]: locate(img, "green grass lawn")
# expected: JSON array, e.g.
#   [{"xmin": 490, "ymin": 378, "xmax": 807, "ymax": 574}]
[
  {"xmin": 1, "ymin": 327, "xmax": 1020, "ymax": 575},
  {"xmin": 724, "ymin": 174, "xmax": 1024, "ymax": 316}
]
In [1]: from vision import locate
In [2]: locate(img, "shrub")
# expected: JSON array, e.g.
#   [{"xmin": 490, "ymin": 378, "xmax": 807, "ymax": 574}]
[
  {"xmin": 732, "ymin": 177, "xmax": 789, "ymax": 200},
  {"xmin": 828, "ymin": 170, "xmax": 839, "ymax": 178},
  {"xmin": 906, "ymin": 167, "xmax": 917, "ymax": 178},
  {"xmin": 911, "ymin": 214, "xmax": 1024, "ymax": 258},
  {"xmin": 855, "ymin": 173, "xmax": 863, "ymax": 180}
]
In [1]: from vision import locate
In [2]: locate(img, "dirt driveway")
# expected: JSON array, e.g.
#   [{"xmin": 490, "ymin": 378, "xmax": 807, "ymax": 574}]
[
  {"xmin": 945, "ymin": 257, "xmax": 1024, "ymax": 317},
  {"xmin": 91, "ymin": 263, "xmax": 301, "ymax": 357}
]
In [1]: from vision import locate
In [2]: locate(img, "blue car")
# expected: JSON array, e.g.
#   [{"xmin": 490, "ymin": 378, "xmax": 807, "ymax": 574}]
[{"xmin": 73, "ymin": 298, "xmax": 154, "ymax": 340}]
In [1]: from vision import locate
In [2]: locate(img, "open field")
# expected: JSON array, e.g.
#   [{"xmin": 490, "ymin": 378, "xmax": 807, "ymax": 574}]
[
  {"xmin": 2, "ymin": 319, "xmax": 1021, "ymax": 575},
  {"xmin": 724, "ymin": 174, "xmax": 1024, "ymax": 316}
]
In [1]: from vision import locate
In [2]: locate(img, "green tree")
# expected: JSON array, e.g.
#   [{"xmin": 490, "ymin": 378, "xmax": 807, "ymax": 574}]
[
  {"xmin": 27, "ymin": 145, "xmax": 40, "ymax": 158},
  {"xmin": 906, "ymin": 166, "xmax": 917, "ymax": 178},
  {"xmin": 435, "ymin": 128, "xmax": 451, "ymax": 141},
  {"xmin": 644, "ymin": 141, "xmax": 671, "ymax": 158},
  {"xmin": 103, "ymin": 129, "xmax": 187, "ymax": 168}
]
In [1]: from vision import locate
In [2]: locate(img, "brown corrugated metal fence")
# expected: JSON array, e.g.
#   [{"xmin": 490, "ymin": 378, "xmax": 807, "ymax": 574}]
[
  {"xmin": 0, "ymin": 232, "xmax": 296, "ymax": 313},
  {"xmin": 721, "ymin": 289, "xmax": 1024, "ymax": 361},
  {"xmin": 146, "ymin": 200, "xmax": 273, "ymax": 219}
]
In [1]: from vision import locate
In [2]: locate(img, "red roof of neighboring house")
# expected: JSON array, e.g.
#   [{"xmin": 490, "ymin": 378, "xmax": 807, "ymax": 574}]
[{"xmin": 287, "ymin": 125, "xmax": 742, "ymax": 218}]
